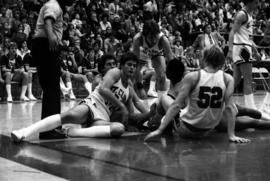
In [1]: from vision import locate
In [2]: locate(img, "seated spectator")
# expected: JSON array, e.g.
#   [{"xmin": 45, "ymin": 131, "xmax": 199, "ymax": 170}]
[
  {"xmin": 193, "ymin": 24, "xmax": 225, "ymax": 52},
  {"xmin": 11, "ymin": 23, "xmax": 27, "ymax": 47},
  {"xmin": 66, "ymin": 23, "xmax": 85, "ymax": 50},
  {"xmin": 21, "ymin": 18, "xmax": 31, "ymax": 39},
  {"xmin": 183, "ymin": 47, "xmax": 200, "ymax": 72},
  {"xmin": 16, "ymin": 40, "xmax": 30, "ymax": 60},
  {"xmin": 11, "ymin": 11, "xmax": 21, "ymax": 34},
  {"xmin": 104, "ymin": 31, "xmax": 119, "ymax": 55},
  {"xmin": 100, "ymin": 14, "xmax": 111, "ymax": 31},
  {"xmin": 83, "ymin": 41, "xmax": 104, "ymax": 72},
  {"xmin": 20, "ymin": 43, "xmax": 37, "ymax": 101},
  {"xmin": 71, "ymin": 13, "xmax": 83, "ymax": 29},
  {"xmin": 108, "ymin": 0, "xmax": 120, "ymax": 20},
  {"xmin": 2, "ymin": 22, "xmax": 12, "ymax": 38},
  {"xmin": 1, "ymin": 36, "xmax": 11, "ymax": 56},
  {"xmin": 0, "ymin": 42, "xmax": 29, "ymax": 102},
  {"xmin": 60, "ymin": 47, "xmax": 92, "ymax": 99},
  {"xmin": 171, "ymin": 38, "xmax": 184, "ymax": 58}
]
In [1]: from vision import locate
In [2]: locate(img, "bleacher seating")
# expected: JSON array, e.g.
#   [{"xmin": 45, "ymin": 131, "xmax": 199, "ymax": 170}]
[{"xmin": 252, "ymin": 67, "xmax": 270, "ymax": 91}]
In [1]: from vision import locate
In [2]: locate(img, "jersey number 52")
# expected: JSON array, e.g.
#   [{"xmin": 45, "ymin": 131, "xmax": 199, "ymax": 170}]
[{"xmin": 197, "ymin": 86, "xmax": 223, "ymax": 108}]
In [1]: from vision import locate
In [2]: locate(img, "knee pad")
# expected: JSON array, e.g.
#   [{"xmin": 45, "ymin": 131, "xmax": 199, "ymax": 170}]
[{"xmin": 110, "ymin": 122, "xmax": 125, "ymax": 137}]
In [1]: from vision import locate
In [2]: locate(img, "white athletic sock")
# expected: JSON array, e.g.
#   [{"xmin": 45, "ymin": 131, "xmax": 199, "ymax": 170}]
[
  {"xmin": 244, "ymin": 93, "xmax": 257, "ymax": 109},
  {"xmin": 260, "ymin": 92, "xmax": 270, "ymax": 112},
  {"xmin": 84, "ymin": 82, "xmax": 92, "ymax": 94},
  {"xmin": 20, "ymin": 85, "xmax": 28, "ymax": 98},
  {"xmin": 261, "ymin": 112, "xmax": 270, "ymax": 121},
  {"xmin": 148, "ymin": 81, "xmax": 156, "ymax": 93},
  {"xmin": 66, "ymin": 82, "xmax": 72, "ymax": 90},
  {"xmin": 67, "ymin": 125, "xmax": 111, "ymax": 138},
  {"xmin": 60, "ymin": 79, "xmax": 68, "ymax": 92},
  {"xmin": 22, "ymin": 114, "xmax": 62, "ymax": 138},
  {"xmin": 6, "ymin": 84, "xmax": 12, "ymax": 99}
]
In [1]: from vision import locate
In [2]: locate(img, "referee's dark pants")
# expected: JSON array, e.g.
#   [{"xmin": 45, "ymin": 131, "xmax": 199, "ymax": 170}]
[{"xmin": 32, "ymin": 38, "xmax": 62, "ymax": 137}]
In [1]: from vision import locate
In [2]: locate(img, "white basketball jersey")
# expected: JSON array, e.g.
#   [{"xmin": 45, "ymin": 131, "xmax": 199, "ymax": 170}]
[
  {"xmin": 233, "ymin": 10, "xmax": 253, "ymax": 48},
  {"xmin": 135, "ymin": 32, "xmax": 164, "ymax": 61},
  {"xmin": 180, "ymin": 70, "xmax": 226, "ymax": 129},
  {"xmin": 91, "ymin": 78, "xmax": 130, "ymax": 116}
]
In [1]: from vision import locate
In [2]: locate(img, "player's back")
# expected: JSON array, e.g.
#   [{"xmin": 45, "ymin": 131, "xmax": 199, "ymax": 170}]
[{"xmin": 181, "ymin": 69, "xmax": 226, "ymax": 129}]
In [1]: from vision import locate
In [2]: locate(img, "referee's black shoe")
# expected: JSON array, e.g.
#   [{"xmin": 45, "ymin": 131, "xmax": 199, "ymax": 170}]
[{"xmin": 39, "ymin": 129, "xmax": 67, "ymax": 140}]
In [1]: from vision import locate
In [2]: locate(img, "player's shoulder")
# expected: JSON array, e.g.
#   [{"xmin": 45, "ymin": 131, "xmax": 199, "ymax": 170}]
[
  {"xmin": 184, "ymin": 70, "xmax": 200, "ymax": 82},
  {"xmin": 223, "ymin": 71, "xmax": 234, "ymax": 85}
]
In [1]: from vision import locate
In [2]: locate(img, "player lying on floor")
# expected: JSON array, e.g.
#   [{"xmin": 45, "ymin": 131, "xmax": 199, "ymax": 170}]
[
  {"xmin": 145, "ymin": 45, "xmax": 250, "ymax": 143},
  {"xmin": 11, "ymin": 52, "xmax": 152, "ymax": 142},
  {"xmin": 146, "ymin": 47, "xmax": 270, "ymax": 143}
]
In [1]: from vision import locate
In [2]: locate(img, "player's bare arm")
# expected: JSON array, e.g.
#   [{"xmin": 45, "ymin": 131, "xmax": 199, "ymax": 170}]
[
  {"xmin": 161, "ymin": 36, "xmax": 174, "ymax": 61},
  {"xmin": 99, "ymin": 68, "xmax": 128, "ymax": 117},
  {"xmin": 228, "ymin": 12, "xmax": 247, "ymax": 58},
  {"xmin": 144, "ymin": 72, "xmax": 198, "ymax": 141},
  {"xmin": 224, "ymin": 73, "xmax": 250, "ymax": 143}
]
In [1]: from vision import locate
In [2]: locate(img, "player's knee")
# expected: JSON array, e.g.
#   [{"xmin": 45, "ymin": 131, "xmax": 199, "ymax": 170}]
[
  {"xmin": 61, "ymin": 111, "xmax": 77, "ymax": 124},
  {"xmin": 110, "ymin": 122, "xmax": 125, "ymax": 137}
]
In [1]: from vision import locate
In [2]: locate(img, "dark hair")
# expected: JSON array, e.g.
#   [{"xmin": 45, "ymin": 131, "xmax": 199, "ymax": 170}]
[
  {"xmin": 119, "ymin": 52, "xmax": 138, "ymax": 66},
  {"xmin": 101, "ymin": 13, "xmax": 109, "ymax": 20},
  {"xmin": 166, "ymin": 58, "xmax": 185, "ymax": 86},
  {"xmin": 202, "ymin": 45, "xmax": 225, "ymax": 69},
  {"xmin": 203, "ymin": 24, "xmax": 211, "ymax": 32},
  {"xmin": 98, "ymin": 54, "xmax": 117, "ymax": 74},
  {"xmin": 142, "ymin": 20, "xmax": 160, "ymax": 36},
  {"xmin": 265, "ymin": 7, "xmax": 270, "ymax": 19},
  {"xmin": 242, "ymin": 0, "xmax": 256, "ymax": 5},
  {"xmin": 57, "ymin": 0, "xmax": 75, "ymax": 13}
]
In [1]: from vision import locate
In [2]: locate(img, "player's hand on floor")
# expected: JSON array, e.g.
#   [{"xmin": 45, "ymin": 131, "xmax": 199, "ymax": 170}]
[
  {"xmin": 144, "ymin": 129, "xmax": 162, "ymax": 142},
  {"xmin": 229, "ymin": 136, "xmax": 250, "ymax": 143}
]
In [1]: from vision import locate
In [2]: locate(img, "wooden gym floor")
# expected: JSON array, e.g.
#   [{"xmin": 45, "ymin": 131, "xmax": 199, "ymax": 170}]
[{"xmin": 1, "ymin": 94, "xmax": 270, "ymax": 181}]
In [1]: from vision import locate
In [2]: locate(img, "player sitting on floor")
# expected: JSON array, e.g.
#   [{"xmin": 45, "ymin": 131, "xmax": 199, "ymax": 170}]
[
  {"xmin": 11, "ymin": 52, "xmax": 144, "ymax": 142},
  {"xmin": 144, "ymin": 45, "xmax": 249, "ymax": 143}
]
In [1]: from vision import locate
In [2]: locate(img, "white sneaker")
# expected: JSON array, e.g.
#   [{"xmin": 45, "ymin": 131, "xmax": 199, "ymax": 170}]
[
  {"xmin": 20, "ymin": 96, "xmax": 30, "ymax": 101},
  {"xmin": 7, "ymin": 96, "xmax": 13, "ymax": 102},
  {"xmin": 261, "ymin": 103, "xmax": 270, "ymax": 115},
  {"xmin": 11, "ymin": 130, "xmax": 25, "ymax": 143},
  {"xmin": 69, "ymin": 91, "xmax": 76, "ymax": 100},
  {"xmin": 28, "ymin": 95, "xmax": 37, "ymax": 101},
  {"xmin": 147, "ymin": 90, "xmax": 158, "ymax": 98}
]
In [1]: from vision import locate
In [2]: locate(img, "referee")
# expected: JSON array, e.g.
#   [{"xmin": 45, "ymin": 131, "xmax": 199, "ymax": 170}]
[{"xmin": 32, "ymin": 0, "xmax": 75, "ymax": 139}]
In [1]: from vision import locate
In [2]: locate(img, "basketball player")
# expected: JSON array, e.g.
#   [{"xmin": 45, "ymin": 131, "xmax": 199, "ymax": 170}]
[
  {"xmin": 11, "ymin": 52, "xmax": 140, "ymax": 142},
  {"xmin": 147, "ymin": 57, "xmax": 185, "ymax": 131},
  {"xmin": 145, "ymin": 45, "xmax": 249, "ymax": 143},
  {"xmin": 149, "ymin": 52, "xmax": 270, "ymax": 134},
  {"xmin": 132, "ymin": 20, "xmax": 173, "ymax": 98},
  {"xmin": 227, "ymin": 0, "xmax": 261, "ymax": 109},
  {"xmin": 33, "ymin": 0, "xmax": 76, "ymax": 139}
]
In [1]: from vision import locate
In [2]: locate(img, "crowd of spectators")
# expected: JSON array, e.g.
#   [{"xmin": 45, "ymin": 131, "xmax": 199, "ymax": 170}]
[{"xmin": 0, "ymin": 0, "xmax": 269, "ymax": 101}]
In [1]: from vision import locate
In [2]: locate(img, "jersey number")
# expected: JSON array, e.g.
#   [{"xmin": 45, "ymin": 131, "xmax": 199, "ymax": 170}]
[{"xmin": 197, "ymin": 86, "xmax": 223, "ymax": 108}]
